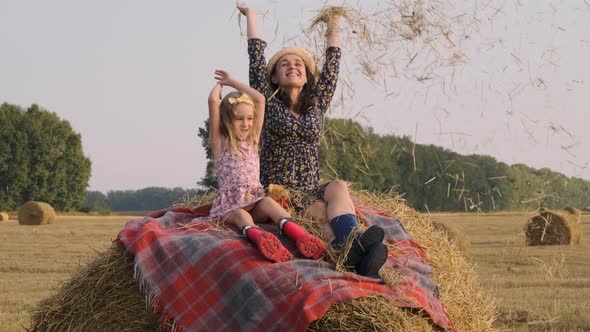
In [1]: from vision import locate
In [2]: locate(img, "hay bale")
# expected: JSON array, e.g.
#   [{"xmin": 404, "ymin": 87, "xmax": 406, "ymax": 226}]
[
  {"xmin": 30, "ymin": 190, "xmax": 496, "ymax": 331},
  {"xmin": 430, "ymin": 220, "xmax": 470, "ymax": 252},
  {"xmin": 564, "ymin": 206, "xmax": 582, "ymax": 223},
  {"xmin": 18, "ymin": 201, "xmax": 56, "ymax": 225},
  {"xmin": 525, "ymin": 209, "xmax": 582, "ymax": 246},
  {"xmin": 29, "ymin": 244, "xmax": 167, "ymax": 332},
  {"xmin": 0, "ymin": 212, "xmax": 9, "ymax": 221},
  {"xmin": 310, "ymin": 191, "xmax": 495, "ymax": 331}
]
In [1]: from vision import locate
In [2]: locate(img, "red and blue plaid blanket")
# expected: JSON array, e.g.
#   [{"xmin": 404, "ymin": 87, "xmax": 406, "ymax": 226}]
[{"xmin": 117, "ymin": 201, "xmax": 456, "ymax": 332}]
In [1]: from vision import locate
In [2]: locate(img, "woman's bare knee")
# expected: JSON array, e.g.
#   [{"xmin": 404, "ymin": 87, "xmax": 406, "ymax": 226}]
[
  {"xmin": 323, "ymin": 180, "xmax": 355, "ymax": 217},
  {"xmin": 324, "ymin": 180, "xmax": 350, "ymax": 199},
  {"xmin": 329, "ymin": 179, "xmax": 348, "ymax": 190}
]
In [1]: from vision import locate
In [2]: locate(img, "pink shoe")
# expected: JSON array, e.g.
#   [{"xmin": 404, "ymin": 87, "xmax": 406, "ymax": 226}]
[
  {"xmin": 295, "ymin": 235, "xmax": 327, "ymax": 260},
  {"xmin": 255, "ymin": 232, "xmax": 293, "ymax": 263},
  {"xmin": 280, "ymin": 218, "xmax": 327, "ymax": 260}
]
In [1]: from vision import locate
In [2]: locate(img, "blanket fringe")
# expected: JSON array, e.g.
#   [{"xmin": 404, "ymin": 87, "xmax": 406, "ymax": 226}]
[{"xmin": 133, "ymin": 256, "xmax": 187, "ymax": 332}]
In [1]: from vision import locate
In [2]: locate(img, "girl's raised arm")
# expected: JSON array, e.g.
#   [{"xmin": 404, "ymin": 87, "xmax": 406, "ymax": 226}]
[
  {"xmin": 208, "ymin": 82, "xmax": 224, "ymax": 160},
  {"xmin": 214, "ymin": 69, "xmax": 266, "ymax": 140}
]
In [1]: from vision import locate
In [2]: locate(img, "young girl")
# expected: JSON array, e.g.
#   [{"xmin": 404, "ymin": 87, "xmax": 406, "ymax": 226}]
[{"xmin": 197, "ymin": 69, "xmax": 327, "ymax": 263}]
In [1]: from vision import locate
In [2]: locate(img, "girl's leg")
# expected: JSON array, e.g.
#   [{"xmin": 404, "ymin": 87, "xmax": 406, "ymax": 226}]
[
  {"xmin": 250, "ymin": 197, "xmax": 290, "ymax": 222},
  {"xmin": 251, "ymin": 197, "xmax": 327, "ymax": 260},
  {"xmin": 226, "ymin": 208, "xmax": 292, "ymax": 263}
]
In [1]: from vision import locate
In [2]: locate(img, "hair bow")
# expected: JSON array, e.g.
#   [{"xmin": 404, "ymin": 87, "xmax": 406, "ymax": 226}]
[{"xmin": 228, "ymin": 94, "xmax": 254, "ymax": 106}]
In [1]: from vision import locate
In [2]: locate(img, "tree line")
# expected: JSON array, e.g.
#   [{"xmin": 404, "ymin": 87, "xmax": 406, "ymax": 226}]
[
  {"xmin": 0, "ymin": 103, "xmax": 91, "ymax": 211},
  {"xmin": 198, "ymin": 117, "xmax": 590, "ymax": 212},
  {"xmin": 3, "ymin": 102, "xmax": 589, "ymax": 212},
  {"xmin": 83, "ymin": 187, "xmax": 201, "ymax": 213},
  {"xmin": 318, "ymin": 118, "xmax": 590, "ymax": 211}
]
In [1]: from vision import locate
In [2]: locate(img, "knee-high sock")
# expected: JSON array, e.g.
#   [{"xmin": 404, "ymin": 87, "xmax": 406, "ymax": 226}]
[{"xmin": 330, "ymin": 214, "xmax": 358, "ymax": 247}]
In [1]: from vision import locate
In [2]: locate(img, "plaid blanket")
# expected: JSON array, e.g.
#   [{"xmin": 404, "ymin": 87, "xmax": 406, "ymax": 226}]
[{"xmin": 117, "ymin": 201, "xmax": 456, "ymax": 332}]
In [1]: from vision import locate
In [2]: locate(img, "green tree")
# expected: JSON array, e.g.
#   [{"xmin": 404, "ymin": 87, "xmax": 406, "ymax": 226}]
[
  {"xmin": 0, "ymin": 103, "xmax": 91, "ymax": 211},
  {"xmin": 82, "ymin": 191, "xmax": 111, "ymax": 214},
  {"xmin": 106, "ymin": 187, "xmax": 200, "ymax": 211},
  {"xmin": 197, "ymin": 119, "xmax": 218, "ymax": 189},
  {"xmin": 0, "ymin": 104, "xmax": 30, "ymax": 210},
  {"xmin": 320, "ymin": 118, "xmax": 378, "ymax": 187},
  {"xmin": 195, "ymin": 115, "xmax": 590, "ymax": 212}
]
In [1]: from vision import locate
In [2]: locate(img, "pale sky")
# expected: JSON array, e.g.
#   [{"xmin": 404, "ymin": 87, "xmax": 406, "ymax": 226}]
[{"xmin": 1, "ymin": 0, "xmax": 589, "ymax": 193}]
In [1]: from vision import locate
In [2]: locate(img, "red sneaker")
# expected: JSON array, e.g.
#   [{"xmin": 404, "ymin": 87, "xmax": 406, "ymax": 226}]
[
  {"xmin": 248, "ymin": 230, "xmax": 293, "ymax": 263},
  {"xmin": 295, "ymin": 235, "xmax": 327, "ymax": 260}
]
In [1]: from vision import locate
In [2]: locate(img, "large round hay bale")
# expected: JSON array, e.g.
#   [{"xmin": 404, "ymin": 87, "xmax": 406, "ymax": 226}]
[
  {"xmin": 564, "ymin": 206, "xmax": 582, "ymax": 223},
  {"xmin": 0, "ymin": 212, "xmax": 9, "ymax": 221},
  {"xmin": 29, "ymin": 244, "xmax": 166, "ymax": 332},
  {"xmin": 30, "ymin": 190, "xmax": 496, "ymax": 331},
  {"xmin": 18, "ymin": 201, "xmax": 56, "ymax": 225},
  {"xmin": 525, "ymin": 209, "xmax": 582, "ymax": 246}
]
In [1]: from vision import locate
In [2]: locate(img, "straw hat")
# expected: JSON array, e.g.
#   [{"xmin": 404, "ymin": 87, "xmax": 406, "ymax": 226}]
[{"xmin": 266, "ymin": 47, "xmax": 317, "ymax": 83}]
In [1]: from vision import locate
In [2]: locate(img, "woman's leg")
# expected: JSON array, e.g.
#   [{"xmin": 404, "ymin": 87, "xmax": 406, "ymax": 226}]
[
  {"xmin": 355, "ymin": 242, "xmax": 388, "ymax": 279},
  {"xmin": 251, "ymin": 197, "xmax": 327, "ymax": 259},
  {"xmin": 323, "ymin": 180, "xmax": 355, "ymax": 219},
  {"xmin": 226, "ymin": 208, "xmax": 292, "ymax": 263},
  {"xmin": 323, "ymin": 180, "xmax": 359, "ymax": 247},
  {"xmin": 323, "ymin": 180, "xmax": 387, "ymax": 276},
  {"xmin": 304, "ymin": 200, "xmax": 334, "ymax": 243}
]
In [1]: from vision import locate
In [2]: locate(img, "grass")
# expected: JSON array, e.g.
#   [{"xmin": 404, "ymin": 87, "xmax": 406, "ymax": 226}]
[
  {"xmin": 0, "ymin": 212, "xmax": 588, "ymax": 331},
  {"xmin": 426, "ymin": 213, "xmax": 590, "ymax": 331},
  {"xmin": 0, "ymin": 215, "xmax": 136, "ymax": 332}
]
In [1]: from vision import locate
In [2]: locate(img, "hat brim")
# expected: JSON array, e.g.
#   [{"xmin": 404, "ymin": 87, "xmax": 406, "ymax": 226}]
[{"xmin": 266, "ymin": 47, "xmax": 317, "ymax": 84}]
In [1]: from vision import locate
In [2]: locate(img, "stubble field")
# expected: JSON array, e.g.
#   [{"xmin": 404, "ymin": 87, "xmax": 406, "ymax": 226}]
[
  {"xmin": 429, "ymin": 212, "xmax": 590, "ymax": 331},
  {"xmin": 0, "ymin": 212, "xmax": 588, "ymax": 331}
]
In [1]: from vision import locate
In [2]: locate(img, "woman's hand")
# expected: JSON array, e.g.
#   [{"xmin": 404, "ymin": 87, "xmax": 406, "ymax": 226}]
[
  {"xmin": 326, "ymin": 15, "xmax": 341, "ymax": 47},
  {"xmin": 237, "ymin": 0, "xmax": 261, "ymax": 39},
  {"xmin": 326, "ymin": 16, "xmax": 341, "ymax": 34},
  {"xmin": 236, "ymin": 1, "xmax": 254, "ymax": 17}
]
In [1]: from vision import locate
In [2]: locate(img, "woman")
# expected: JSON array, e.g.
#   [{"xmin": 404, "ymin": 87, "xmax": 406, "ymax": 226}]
[{"xmin": 237, "ymin": 1, "xmax": 387, "ymax": 278}]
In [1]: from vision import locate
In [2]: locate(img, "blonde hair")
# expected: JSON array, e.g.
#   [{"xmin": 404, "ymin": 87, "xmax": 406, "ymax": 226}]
[{"xmin": 218, "ymin": 91, "xmax": 259, "ymax": 154}]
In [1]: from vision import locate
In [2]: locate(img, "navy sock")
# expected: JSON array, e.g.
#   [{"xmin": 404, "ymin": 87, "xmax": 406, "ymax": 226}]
[{"xmin": 330, "ymin": 214, "xmax": 359, "ymax": 248}]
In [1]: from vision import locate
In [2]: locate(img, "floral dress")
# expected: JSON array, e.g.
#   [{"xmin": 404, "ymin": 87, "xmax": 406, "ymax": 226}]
[
  {"xmin": 248, "ymin": 38, "xmax": 341, "ymax": 195},
  {"xmin": 195, "ymin": 141, "xmax": 266, "ymax": 221}
]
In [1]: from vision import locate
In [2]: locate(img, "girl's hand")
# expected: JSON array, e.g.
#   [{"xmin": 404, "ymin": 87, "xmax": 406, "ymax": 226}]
[
  {"xmin": 208, "ymin": 82, "xmax": 222, "ymax": 104},
  {"xmin": 236, "ymin": 1, "xmax": 254, "ymax": 17},
  {"xmin": 214, "ymin": 69, "xmax": 237, "ymax": 88}
]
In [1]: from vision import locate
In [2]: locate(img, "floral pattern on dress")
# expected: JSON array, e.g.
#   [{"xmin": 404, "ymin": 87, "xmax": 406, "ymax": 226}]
[
  {"xmin": 248, "ymin": 38, "xmax": 341, "ymax": 194},
  {"xmin": 195, "ymin": 141, "xmax": 265, "ymax": 221}
]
